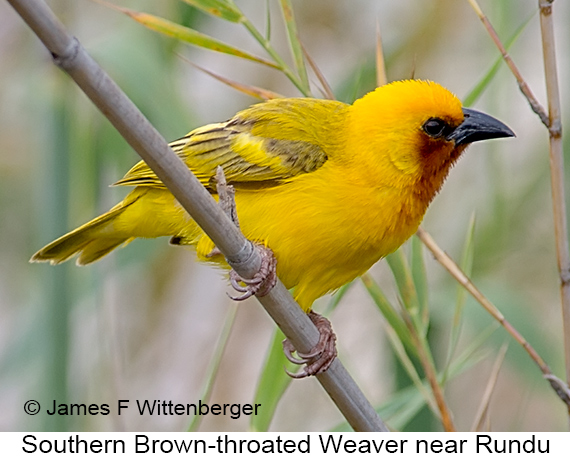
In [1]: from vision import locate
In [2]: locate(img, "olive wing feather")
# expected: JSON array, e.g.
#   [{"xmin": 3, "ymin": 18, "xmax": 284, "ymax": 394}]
[{"xmin": 114, "ymin": 98, "xmax": 347, "ymax": 192}]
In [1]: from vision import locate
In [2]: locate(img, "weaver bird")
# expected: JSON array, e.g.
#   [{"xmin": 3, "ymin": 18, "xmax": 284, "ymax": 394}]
[{"xmin": 31, "ymin": 80, "xmax": 514, "ymax": 376}]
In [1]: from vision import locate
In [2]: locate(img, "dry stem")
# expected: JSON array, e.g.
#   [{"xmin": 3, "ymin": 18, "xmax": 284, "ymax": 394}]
[
  {"xmin": 467, "ymin": 0, "xmax": 549, "ymax": 125},
  {"xmin": 405, "ymin": 315, "xmax": 456, "ymax": 431},
  {"xmin": 417, "ymin": 227, "xmax": 570, "ymax": 413},
  {"xmin": 376, "ymin": 21, "xmax": 388, "ymax": 87}
]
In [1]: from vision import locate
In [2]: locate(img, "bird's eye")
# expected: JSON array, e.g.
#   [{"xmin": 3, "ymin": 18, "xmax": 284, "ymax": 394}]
[{"xmin": 422, "ymin": 118, "xmax": 448, "ymax": 138}]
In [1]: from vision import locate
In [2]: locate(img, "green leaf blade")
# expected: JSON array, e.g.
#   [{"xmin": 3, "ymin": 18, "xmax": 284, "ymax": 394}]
[
  {"xmin": 360, "ymin": 273, "xmax": 417, "ymax": 357},
  {"xmin": 250, "ymin": 328, "xmax": 295, "ymax": 431},
  {"xmin": 278, "ymin": 0, "xmax": 310, "ymax": 94},
  {"xmin": 386, "ymin": 248, "xmax": 420, "ymax": 314},
  {"xmin": 121, "ymin": 8, "xmax": 278, "ymax": 69},
  {"xmin": 463, "ymin": 12, "xmax": 535, "ymax": 106},
  {"xmin": 181, "ymin": 0, "xmax": 243, "ymax": 23},
  {"xmin": 411, "ymin": 235, "xmax": 429, "ymax": 327}
]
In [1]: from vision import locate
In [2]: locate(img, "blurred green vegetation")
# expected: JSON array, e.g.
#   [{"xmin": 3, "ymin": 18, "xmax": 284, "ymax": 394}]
[{"xmin": 0, "ymin": 0, "xmax": 568, "ymax": 432}]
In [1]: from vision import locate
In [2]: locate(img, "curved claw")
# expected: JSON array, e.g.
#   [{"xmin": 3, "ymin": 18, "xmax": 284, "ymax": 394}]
[
  {"xmin": 228, "ymin": 245, "xmax": 277, "ymax": 301},
  {"xmin": 285, "ymin": 367, "xmax": 311, "ymax": 379},
  {"xmin": 229, "ymin": 270, "xmax": 250, "ymax": 292},
  {"xmin": 227, "ymin": 270, "xmax": 255, "ymax": 300},
  {"xmin": 226, "ymin": 289, "xmax": 254, "ymax": 301},
  {"xmin": 283, "ymin": 339, "xmax": 309, "ymax": 365},
  {"xmin": 282, "ymin": 311, "xmax": 338, "ymax": 379},
  {"xmin": 284, "ymin": 353, "xmax": 336, "ymax": 379}
]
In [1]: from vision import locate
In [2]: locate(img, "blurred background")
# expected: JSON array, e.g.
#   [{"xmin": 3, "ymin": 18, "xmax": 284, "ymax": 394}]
[{"xmin": 1, "ymin": 0, "xmax": 569, "ymax": 432}]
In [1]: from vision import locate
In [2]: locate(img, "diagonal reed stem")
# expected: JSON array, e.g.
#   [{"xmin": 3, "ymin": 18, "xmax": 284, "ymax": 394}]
[
  {"xmin": 417, "ymin": 227, "xmax": 570, "ymax": 413},
  {"xmin": 405, "ymin": 316, "xmax": 456, "ymax": 431},
  {"xmin": 467, "ymin": 0, "xmax": 549, "ymax": 125},
  {"xmin": 7, "ymin": 0, "xmax": 388, "ymax": 432}
]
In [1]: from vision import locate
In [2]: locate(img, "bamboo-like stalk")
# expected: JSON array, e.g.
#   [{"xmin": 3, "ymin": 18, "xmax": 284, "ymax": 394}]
[
  {"xmin": 538, "ymin": 0, "xmax": 570, "ymax": 398},
  {"xmin": 7, "ymin": 0, "xmax": 388, "ymax": 432}
]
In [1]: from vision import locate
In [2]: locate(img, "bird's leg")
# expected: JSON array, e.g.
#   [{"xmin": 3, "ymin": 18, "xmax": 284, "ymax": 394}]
[
  {"xmin": 214, "ymin": 166, "xmax": 278, "ymax": 300},
  {"xmin": 215, "ymin": 166, "xmax": 240, "ymax": 229},
  {"xmin": 283, "ymin": 311, "xmax": 337, "ymax": 378},
  {"xmin": 205, "ymin": 167, "xmax": 238, "ymax": 259}
]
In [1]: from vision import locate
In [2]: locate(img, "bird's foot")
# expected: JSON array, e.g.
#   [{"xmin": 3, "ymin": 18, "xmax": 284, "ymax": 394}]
[
  {"xmin": 283, "ymin": 311, "xmax": 337, "ymax": 378},
  {"xmin": 228, "ymin": 244, "xmax": 277, "ymax": 301}
]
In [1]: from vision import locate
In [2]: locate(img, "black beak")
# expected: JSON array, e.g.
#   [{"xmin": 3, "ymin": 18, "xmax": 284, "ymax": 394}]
[{"xmin": 447, "ymin": 108, "xmax": 515, "ymax": 146}]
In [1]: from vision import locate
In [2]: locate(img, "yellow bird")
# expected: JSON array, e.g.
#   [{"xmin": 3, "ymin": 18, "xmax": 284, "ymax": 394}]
[{"xmin": 32, "ymin": 79, "xmax": 513, "ymax": 321}]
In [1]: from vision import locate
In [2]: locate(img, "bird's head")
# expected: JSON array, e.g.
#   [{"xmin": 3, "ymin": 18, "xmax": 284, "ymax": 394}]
[{"xmin": 347, "ymin": 80, "xmax": 514, "ymax": 199}]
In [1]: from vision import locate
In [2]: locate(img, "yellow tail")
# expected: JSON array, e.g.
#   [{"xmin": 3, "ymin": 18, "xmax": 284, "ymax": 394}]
[{"xmin": 31, "ymin": 202, "xmax": 134, "ymax": 266}]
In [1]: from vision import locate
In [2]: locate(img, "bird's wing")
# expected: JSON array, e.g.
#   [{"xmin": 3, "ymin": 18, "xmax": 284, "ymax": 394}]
[{"xmin": 114, "ymin": 98, "xmax": 347, "ymax": 192}]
